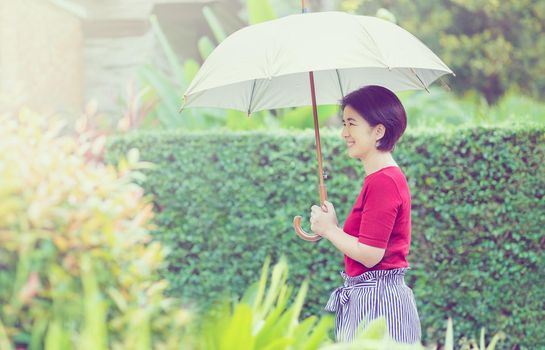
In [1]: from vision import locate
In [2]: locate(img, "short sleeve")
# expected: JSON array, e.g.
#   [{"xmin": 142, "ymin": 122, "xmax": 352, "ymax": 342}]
[{"xmin": 358, "ymin": 176, "xmax": 402, "ymax": 248}]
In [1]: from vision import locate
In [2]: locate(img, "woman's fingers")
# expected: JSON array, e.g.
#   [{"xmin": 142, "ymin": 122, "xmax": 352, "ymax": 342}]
[{"xmin": 312, "ymin": 203, "xmax": 332, "ymax": 212}]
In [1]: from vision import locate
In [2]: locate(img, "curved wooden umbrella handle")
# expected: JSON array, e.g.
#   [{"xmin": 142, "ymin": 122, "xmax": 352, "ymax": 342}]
[
  {"xmin": 292, "ymin": 70, "xmax": 328, "ymax": 243},
  {"xmin": 293, "ymin": 215, "xmax": 322, "ymax": 241}
]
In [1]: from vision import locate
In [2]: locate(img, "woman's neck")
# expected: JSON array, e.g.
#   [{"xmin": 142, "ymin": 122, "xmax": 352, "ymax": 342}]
[{"xmin": 361, "ymin": 151, "xmax": 398, "ymax": 176}]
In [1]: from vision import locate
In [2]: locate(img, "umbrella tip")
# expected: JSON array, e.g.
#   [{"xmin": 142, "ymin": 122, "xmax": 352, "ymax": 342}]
[
  {"xmin": 439, "ymin": 77, "xmax": 451, "ymax": 92},
  {"xmin": 179, "ymin": 95, "xmax": 187, "ymax": 113}
]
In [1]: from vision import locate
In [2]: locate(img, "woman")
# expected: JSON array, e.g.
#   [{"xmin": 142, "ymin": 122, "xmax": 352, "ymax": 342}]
[{"xmin": 309, "ymin": 85, "xmax": 421, "ymax": 344}]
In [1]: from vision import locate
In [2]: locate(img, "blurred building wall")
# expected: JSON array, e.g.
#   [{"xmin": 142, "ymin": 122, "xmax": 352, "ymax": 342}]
[
  {"xmin": 83, "ymin": 27, "xmax": 158, "ymax": 113},
  {"xmin": 0, "ymin": 0, "xmax": 239, "ymax": 116},
  {"xmin": 80, "ymin": 0, "xmax": 224, "ymax": 115},
  {"xmin": 0, "ymin": 0, "xmax": 83, "ymax": 115}
]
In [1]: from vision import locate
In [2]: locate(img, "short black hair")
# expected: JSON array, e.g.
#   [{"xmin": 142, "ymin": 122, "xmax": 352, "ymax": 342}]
[{"xmin": 341, "ymin": 85, "xmax": 407, "ymax": 152}]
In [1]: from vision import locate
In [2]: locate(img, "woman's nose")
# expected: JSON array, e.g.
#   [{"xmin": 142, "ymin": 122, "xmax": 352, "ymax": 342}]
[{"xmin": 341, "ymin": 126, "xmax": 349, "ymax": 138}]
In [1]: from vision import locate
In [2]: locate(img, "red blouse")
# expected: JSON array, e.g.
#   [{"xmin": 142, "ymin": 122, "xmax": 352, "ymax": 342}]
[{"xmin": 343, "ymin": 166, "xmax": 412, "ymax": 276}]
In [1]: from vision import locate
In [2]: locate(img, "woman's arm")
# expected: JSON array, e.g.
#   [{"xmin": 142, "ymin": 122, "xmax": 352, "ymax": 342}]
[
  {"xmin": 309, "ymin": 201, "xmax": 387, "ymax": 268},
  {"xmin": 323, "ymin": 226, "xmax": 386, "ymax": 268}
]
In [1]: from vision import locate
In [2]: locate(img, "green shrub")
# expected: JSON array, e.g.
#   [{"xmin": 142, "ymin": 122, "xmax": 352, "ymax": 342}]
[{"xmin": 106, "ymin": 124, "xmax": 545, "ymax": 349}]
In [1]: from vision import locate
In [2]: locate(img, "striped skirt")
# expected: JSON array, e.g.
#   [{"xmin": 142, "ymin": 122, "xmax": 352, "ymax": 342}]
[{"xmin": 324, "ymin": 267, "xmax": 421, "ymax": 344}]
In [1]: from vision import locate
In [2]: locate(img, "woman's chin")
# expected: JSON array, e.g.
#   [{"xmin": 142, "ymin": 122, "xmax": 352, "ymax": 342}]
[
  {"xmin": 347, "ymin": 149, "xmax": 365, "ymax": 160},
  {"xmin": 347, "ymin": 148, "xmax": 358, "ymax": 157}
]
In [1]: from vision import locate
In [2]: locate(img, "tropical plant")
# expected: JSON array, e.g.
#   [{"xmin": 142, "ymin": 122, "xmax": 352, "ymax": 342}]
[
  {"xmin": 0, "ymin": 109, "xmax": 190, "ymax": 349},
  {"xmin": 116, "ymin": 79, "xmax": 160, "ymax": 132},
  {"xmin": 137, "ymin": 15, "xmax": 206, "ymax": 129},
  {"xmin": 185, "ymin": 256, "xmax": 335, "ymax": 350},
  {"xmin": 444, "ymin": 317, "xmax": 506, "ymax": 350},
  {"xmin": 138, "ymin": 11, "xmax": 278, "ymax": 131},
  {"xmin": 71, "ymin": 79, "xmax": 159, "ymax": 164}
]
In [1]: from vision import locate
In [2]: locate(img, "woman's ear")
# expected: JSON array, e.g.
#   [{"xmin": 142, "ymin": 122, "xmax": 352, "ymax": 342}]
[{"xmin": 375, "ymin": 124, "xmax": 386, "ymax": 141}]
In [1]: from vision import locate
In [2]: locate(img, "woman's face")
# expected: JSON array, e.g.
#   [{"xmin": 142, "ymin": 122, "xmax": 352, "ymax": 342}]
[{"xmin": 341, "ymin": 105, "xmax": 382, "ymax": 160}]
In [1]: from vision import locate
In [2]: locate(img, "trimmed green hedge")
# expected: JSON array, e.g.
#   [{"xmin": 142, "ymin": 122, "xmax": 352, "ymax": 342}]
[{"xmin": 106, "ymin": 125, "xmax": 545, "ymax": 349}]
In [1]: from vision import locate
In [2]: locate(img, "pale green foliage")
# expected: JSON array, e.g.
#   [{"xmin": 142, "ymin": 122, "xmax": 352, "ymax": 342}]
[
  {"xmin": 186, "ymin": 256, "xmax": 335, "ymax": 350},
  {"xmin": 247, "ymin": 0, "xmax": 276, "ymax": 24},
  {"xmin": 444, "ymin": 318, "xmax": 506, "ymax": 350},
  {"xmin": 0, "ymin": 109, "xmax": 191, "ymax": 349},
  {"xmin": 202, "ymin": 6, "xmax": 228, "ymax": 42},
  {"xmin": 398, "ymin": 87, "xmax": 545, "ymax": 130}
]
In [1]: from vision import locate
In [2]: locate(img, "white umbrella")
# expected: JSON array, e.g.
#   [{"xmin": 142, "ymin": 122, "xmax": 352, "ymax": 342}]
[{"xmin": 182, "ymin": 11, "xmax": 454, "ymax": 241}]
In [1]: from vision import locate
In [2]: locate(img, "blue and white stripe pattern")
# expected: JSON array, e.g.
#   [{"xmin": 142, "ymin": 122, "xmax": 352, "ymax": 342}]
[{"xmin": 324, "ymin": 267, "xmax": 421, "ymax": 343}]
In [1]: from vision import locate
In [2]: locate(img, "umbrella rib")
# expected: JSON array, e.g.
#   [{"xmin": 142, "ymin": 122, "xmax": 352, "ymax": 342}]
[
  {"xmin": 410, "ymin": 68, "xmax": 430, "ymax": 93},
  {"xmin": 357, "ymin": 18, "xmax": 390, "ymax": 68},
  {"xmin": 247, "ymin": 79, "xmax": 257, "ymax": 115},
  {"xmin": 335, "ymin": 69, "xmax": 345, "ymax": 99}
]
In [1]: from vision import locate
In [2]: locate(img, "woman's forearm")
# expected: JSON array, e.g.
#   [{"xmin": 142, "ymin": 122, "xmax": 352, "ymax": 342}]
[{"xmin": 325, "ymin": 226, "xmax": 384, "ymax": 268}]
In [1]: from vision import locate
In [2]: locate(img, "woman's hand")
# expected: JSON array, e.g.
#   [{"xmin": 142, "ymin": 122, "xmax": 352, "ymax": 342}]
[{"xmin": 310, "ymin": 201, "xmax": 339, "ymax": 238}]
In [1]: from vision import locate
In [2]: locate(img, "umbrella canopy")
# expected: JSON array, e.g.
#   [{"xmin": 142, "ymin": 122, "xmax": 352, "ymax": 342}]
[
  {"xmin": 182, "ymin": 11, "xmax": 453, "ymax": 242},
  {"xmin": 183, "ymin": 11, "xmax": 453, "ymax": 113}
]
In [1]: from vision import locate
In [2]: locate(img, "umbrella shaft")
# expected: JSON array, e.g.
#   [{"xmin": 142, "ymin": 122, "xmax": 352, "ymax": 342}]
[{"xmin": 309, "ymin": 71, "xmax": 328, "ymax": 205}]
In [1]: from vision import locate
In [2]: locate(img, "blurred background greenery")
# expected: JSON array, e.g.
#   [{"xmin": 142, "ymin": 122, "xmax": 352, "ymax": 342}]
[
  {"xmin": 122, "ymin": 0, "xmax": 545, "ymax": 131},
  {"xmin": 1, "ymin": 0, "xmax": 543, "ymax": 132}
]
